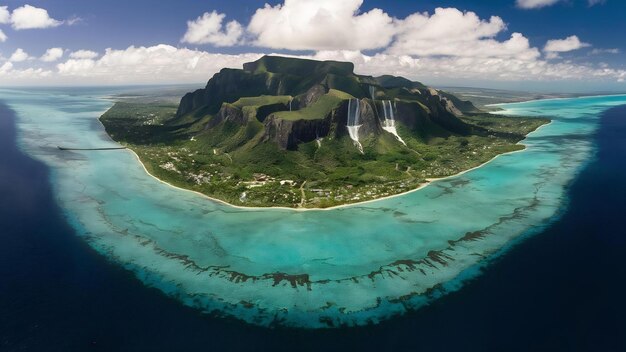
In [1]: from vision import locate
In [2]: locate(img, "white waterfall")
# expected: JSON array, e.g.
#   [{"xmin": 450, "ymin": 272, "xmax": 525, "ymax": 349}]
[
  {"xmin": 346, "ymin": 98, "xmax": 364, "ymax": 153},
  {"xmin": 289, "ymin": 99, "xmax": 292, "ymax": 111},
  {"xmin": 369, "ymin": 86, "xmax": 376, "ymax": 101},
  {"xmin": 381, "ymin": 100, "xmax": 406, "ymax": 146}
]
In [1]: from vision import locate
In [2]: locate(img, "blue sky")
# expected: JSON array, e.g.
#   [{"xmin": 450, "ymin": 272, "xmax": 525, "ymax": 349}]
[{"xmin": 0, "ymin": 0, "xmax": 624, "ymax": 92}]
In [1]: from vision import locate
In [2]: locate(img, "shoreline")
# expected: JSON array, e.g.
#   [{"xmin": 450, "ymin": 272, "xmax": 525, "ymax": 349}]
[
  {"xmin": 124, "ymin": 120, "xmax": 553, "ymax": 212},
  {"xmin": 486, "ymin": 93, "xmax": 626, "ymax": 107}
]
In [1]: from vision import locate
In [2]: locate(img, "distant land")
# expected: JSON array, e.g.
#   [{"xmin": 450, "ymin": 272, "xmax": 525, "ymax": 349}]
[
  {"xmin": 100, "ymin": 56, "xmax": 548, "ymax": 208},
  {"xmin": 438, "ymin": 86, "xmax": 626, "ymax": 110}
]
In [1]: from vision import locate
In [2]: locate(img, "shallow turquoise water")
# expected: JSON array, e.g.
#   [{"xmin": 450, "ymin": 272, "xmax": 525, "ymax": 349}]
[{"xmin": 4, "ymin": 88, "xmax": 626, "ymax": 328}]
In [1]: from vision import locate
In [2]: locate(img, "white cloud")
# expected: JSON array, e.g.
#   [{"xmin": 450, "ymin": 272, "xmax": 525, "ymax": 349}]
[
  {"xmin": 588, "ymin": 0, "xmax": 606, "ymax": 6},
  {"xmin": 56, "ymin": 44, "xmax": 262, "ymax": 84},
  {"xmin": 0, "ymin": 5, "xmax": 10, "ymax": 24},
  {"xmin": 0, "ymin": 61, "xmax": 13, "ymax": 74},
  {"xmin": 40, "ymin": 47, "xmax": 64, "ymax": 62},
  {"xmin": 0, "ymin": 44, "xmax": 623, "ymax": 87},
  {"xmin": 590, "ymin": 48, "xmax": 620, "ymax": 55},
  {"xmin": 544, "ymin": 52, "xmax": 561, "ymax": 60},
  {"xmin": 181, "ymin": 11, "xmax": 243, "ymax": 46},
  {"xmin": 388, "ymin": 8, "xmax": 540, "ymax": 60},
  {"xmin": 544, "ymin": 35, "xmax": 591, "ymax": 54},
  {"xmin": 11, "ymin": 5, "xmax": 62, "ymax": 30},
  {"xmin": 310, "ymin": 50, "xmax": 626, "ymax": 84},
  {"xmin": 0, "ymin": 62, "xmax": 52, "ymax": 79},
  {"xmin": 66, "ymin": 16, "xmax": 83, "ymax": 26},
  {"xmin": 516, "ymin": 0, "xmax": 561, "ymax": 9},
  {"xmin": 69, "ymin": 50, "xmax": 99, "ymax": 59},
  {"xmin": 9, "ymin": 48, "xmax": 30, "ymax": 62},
  {"xmin": 245, "ymin": 4, "xmax": 539, "ymax": 60},
  {"xmin": 247, "ymin": 0, "xmax": 395, "ymax": 51},
  {"xmin": 0, "ymin": 29, "xmax": 6, "ymax": 43}
]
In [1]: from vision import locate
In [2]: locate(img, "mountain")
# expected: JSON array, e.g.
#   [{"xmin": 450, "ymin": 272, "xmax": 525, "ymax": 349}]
[{"xmin": 174, "ymin": 55, "xmax": 480, "ymax": 151}]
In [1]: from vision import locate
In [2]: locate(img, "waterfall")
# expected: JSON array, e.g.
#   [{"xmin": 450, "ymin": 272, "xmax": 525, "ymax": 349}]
[
  {"xmin": 289, "ymin": 99, "xmax": 292, "ymax": 112},
  {"xmin": 346, "ymin": 98, "xmax": 364, "ymax": 153},
  {"xmin": 382, "ymin": 101, "xmax": 395, "ymax": 128},
  {"xmin": 369, "ymin": 85, "xmax": 381, "ymax": 121},
  {"xmin": 315, "ymin": 128, "xmax": 322, "ymax": 148},
  {"xmin": 381, "ymin": 100, "xmax": 406, "ymax": 146}
]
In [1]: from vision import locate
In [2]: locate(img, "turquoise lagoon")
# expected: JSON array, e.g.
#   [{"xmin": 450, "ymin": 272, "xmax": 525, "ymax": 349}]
[{"xmin": 4, "ymin": 88, "xmax": 626, "ymax": 328}]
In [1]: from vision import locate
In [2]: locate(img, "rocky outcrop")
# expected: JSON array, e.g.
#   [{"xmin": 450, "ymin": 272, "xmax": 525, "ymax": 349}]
[
  {"xmin": 394, "ymin": 102, "xmax": 431, "ymax": 131},
  {"xmin": 206, "ymin": 104, "xmax": 246, "ymax": 130},
  {"xmin": 176, "ymin": 89, "xmax": 208, "ymax": 118},
  {"xmin": 438, "ymin": 91, "xmax": 481, "ymax": 115},
  {"xmin": 420, "ymin": 92, "xmax": 473, "ymax": 135},
  {"xmin": 294, "ymin": 84, "xmax": 328, "ymax": 109},
  {"xmin": 256, "ymin": 103, "xmax": 288, "ymax": 123},
  {"xmin": 354, "ymin": 99, "xmax": 381, "ymax": 139},
  {"xmin": 262, "ymin": 115, "xmax": 331, "ymax": 150}
]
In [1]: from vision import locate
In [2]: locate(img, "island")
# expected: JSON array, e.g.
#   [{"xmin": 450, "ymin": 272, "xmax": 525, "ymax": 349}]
[{"xmin": 100, "ymin": 56, "xmax": 548, "ymax": 208}]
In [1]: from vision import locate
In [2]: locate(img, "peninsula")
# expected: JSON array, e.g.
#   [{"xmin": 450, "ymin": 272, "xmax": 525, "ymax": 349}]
[{"xmin": 100, "ymin": 56, "xmax": 548, "ymax": 208}]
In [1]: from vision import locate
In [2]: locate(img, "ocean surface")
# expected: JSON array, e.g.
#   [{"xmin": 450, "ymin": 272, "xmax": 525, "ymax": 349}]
[{"xmin": 1, "ymin": 88, "xmax": 625, "ymax": 350}]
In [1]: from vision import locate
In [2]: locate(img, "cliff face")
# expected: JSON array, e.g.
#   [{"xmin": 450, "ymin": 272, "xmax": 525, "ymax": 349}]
[
  {"xmin": 263, "ymin": 115, "xmax": 331, "ymax": 150},
  {"xmin": 294, "ymin": 84, "xmax": 327, "ymax": 109},
  {"xmin": 206, "ymin": 103, "xmax": 246, "ymax": 130},
  {"xmin": 177, "ymin": 69, "xmax": 284, "ymax": 117},
  {"xmin": 261, "ymin": 98, "xmax": 381, "ymax": 150},
  {"xmin": 176, "ymin": 88, "xmax": 208, "ymax": 118},
  {"xmin": 333, "ymin": 99, "xmax": 380, "ymax": 140}
]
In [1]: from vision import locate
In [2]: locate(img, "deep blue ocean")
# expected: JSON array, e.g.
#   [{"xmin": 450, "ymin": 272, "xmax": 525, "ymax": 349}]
[{"xmin": 1, "ymin": 100, "xmax": 625, "ymax": 351}]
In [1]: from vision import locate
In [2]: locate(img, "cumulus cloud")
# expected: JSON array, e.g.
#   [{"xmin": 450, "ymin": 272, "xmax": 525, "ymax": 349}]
[
  {"xmin": 0, "ymin": 5, "xmax": 10, "ymax": 24},
  {"xmin": 40, "ymin": 47, "xmax": 64, "ymax": 62},
  {"xmin": 69, "ymin": 50, "xmax": 99, "ymax": 59},
  {"xmin": 544, "ymin": 35, "xmax": 590, "ymax": 59},
  {"xmin": 245, "ymin": 4, "xmax": 540, "ymax": 60},
  {"xmin": 388, "ymin": 8, "xmax": 540, "ymax": 60},
  {"xmin": 0, "ymin": 62, "xmax": 52, "ymax": 80},
  {"xmin": 56, "ymin": 44, "xmax": 262, "ymax": 84},
  {"xmin": 0, "ymin": 29, "xmax": 6, "ymax": 43},
  {"xmin": 181, "ymin": 11, "xmax": 243, "ymax": 46},
  {"xmin": 247, "ymin": 0, "xmax": 395, "ymax": 51},
  {"xmin": 10, "ymin": 4, "xmax": 62, "ymax": 30},
  {"xmin": 310, "ymin": 50, "xmax": 626, "ymax": 84},
  {"xmin": 516, "ymin": 0, "xmax": 561, "ymax": 9},
  {"xmin": 0, "ymin": 44, "xmax": 623, "ymax": 86},
  {"xmin": 0, "ymin": 61, "xmax": 12, "ymax": 74},
  {"xmin": 9, "ymin": 48, "xmax": 30, "ymax": 62}
]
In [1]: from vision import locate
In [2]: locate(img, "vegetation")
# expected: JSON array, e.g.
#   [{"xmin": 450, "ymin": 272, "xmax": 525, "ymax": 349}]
[
  {"xmin": 101, "ymin": 101, "xmax": 548, "ymax": 208},
  {"xmin": 273, "ymin": 89, "xmax": 352, "ymax": 121},
  {"xmin": 232, "ymin": 95, "xmax": 291, "ymax": 108}
]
